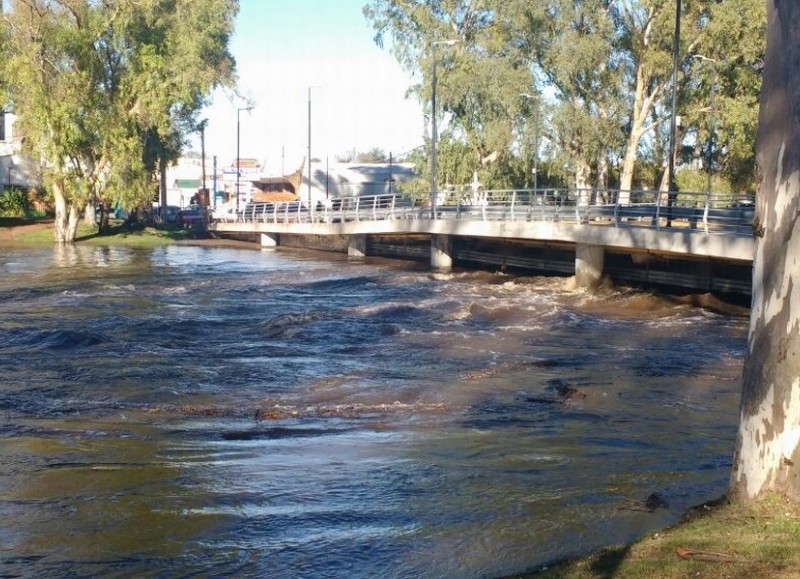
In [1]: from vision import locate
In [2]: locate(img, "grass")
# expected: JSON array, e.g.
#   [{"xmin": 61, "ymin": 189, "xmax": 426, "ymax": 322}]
[
  {"xmin": 0, "ymin": 217, "xmax": 210, "ymax": 247},
  {"xmin": 510, "ymin": 493, "xmax": 800, "ymax": 579}
]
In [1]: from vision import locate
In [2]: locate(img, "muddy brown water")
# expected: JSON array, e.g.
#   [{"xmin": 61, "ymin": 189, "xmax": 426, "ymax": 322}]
[{"xmin": 0, "ymin": 244, "xmax": 747, "ymax": 577}]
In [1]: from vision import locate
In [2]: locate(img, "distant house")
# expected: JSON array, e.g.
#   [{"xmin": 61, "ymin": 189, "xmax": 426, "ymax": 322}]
[
  {"xmin": 319, "ymin": 162, "xmax": 417, "ymax": 199},
  {"xmin": 250, "ymin": 163, "xmax": 304, "ymax": 203},
  {"xmin": 0, "ymin": 112, "xmax": 41, "ymax": 194}
]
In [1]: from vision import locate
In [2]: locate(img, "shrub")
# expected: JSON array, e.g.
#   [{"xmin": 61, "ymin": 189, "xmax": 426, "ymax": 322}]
[{"xmin": 0, "ymin": 188, "xmax": 30, "ymax": 217}]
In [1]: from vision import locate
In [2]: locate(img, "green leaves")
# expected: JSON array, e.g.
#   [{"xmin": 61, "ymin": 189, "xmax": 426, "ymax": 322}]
[
  {"xmin": 1, "ymin": 0, "xmax": 237, "ymax": 240},
  {"xmin": 365, "ymin": 0, "xmax": 765, "ymax": 193}
]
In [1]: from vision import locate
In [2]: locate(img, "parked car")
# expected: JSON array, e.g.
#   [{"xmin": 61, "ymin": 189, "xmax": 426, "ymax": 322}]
[
  {"xmin": 177, "ymin": 205, "xmax": 207, "ymax": 228},
  {"xmin": 164, "ymin": 205, "xmax": 181, "ymax": 224}
]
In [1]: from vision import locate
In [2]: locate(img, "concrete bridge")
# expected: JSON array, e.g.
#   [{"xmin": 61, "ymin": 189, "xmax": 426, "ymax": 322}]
[{"xmin": 210, "ymin": 189, "xmax": 755, "ymax": 300}]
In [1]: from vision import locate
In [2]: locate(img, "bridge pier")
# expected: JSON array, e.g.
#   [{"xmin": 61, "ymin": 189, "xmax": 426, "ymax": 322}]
[
  {"xmin": 348, "ymin": 235, "xmax": 367, "ymax": 259},
  {"xmin": 431, "ymin": 234, "xmax": 453, "ymax": 272},
  {"xmin": 575, "ymin": 243, "xmax": 604, "ymax": 289},
  {"xmin": 260, "ymin": 233, "xmax": 278, "ymax": 248}
]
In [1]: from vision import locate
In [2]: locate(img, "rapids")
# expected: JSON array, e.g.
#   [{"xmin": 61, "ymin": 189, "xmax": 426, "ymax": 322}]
[{"xmin": 0, "ymin": 244, "xmax": 747, "ymax": 577}]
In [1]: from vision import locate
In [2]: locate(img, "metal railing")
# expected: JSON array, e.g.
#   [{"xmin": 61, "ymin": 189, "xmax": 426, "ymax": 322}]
[{"xmin": 213, "ymin": 189, "xmax": 755, "ymax": 237}]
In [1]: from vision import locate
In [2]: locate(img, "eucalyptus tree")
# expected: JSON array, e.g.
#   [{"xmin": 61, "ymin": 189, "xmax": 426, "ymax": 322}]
[
  {"xmin": 1, "ymin": 0, "xmax": 237, "ymax": 243},
  {"xmin": 364, "ymin": 0, "xmax": 531, "ymax": 191},
  {"xmin": 524, "ymin": 0, "xmax": 625, "ymax": 197},
  {"xmin": 678, "ymin": 0, "xmax": 764, "ymax": 194},
  {"xmin": 730, "ymin": 0, "xmax": 800, "ymax": 502}
]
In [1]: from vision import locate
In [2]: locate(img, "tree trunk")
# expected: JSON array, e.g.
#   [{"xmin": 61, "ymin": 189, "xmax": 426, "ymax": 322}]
[
  {"xmin": 619, "ymin": 64, "xmax": 653, "ymax": 205},
  {"xmin": 52, "ymin": 180, "xmax": 82, "ymax": 244},
  {"xmin": 84, "ymin": 200, "xmax": 96, "ymax": 228},
  {"xmin": 99, "ymin": 201, "xmax": 110, "ymax": 233},
  {"xmin": 730, "ymin": 1, "xmax": 800, "ymax": 501},
  {"xmin": 596, "ymin": 154, "xmax": 609, "ymax": 204},
  {"xmin": 53, "ymin": 180, "xmax": 69, "ymax": 244},
  {"xmin": 66, "ymin": 203, "xmax": 80, "ymax": 241},
  {"xmin": 575, "ymin": 159, "xmax": 591, "ymax": 206}
]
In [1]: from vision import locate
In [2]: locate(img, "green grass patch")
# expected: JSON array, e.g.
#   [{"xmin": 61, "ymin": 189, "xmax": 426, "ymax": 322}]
[
  {"xmin": 510, "ymin": 494, "xmax": 800, "ymax": 579},
  {"xmin": 1, "ymin": 219, "xmax": 211, "ymax": 247},
  {"xmin": 75, "ymin": 222, "xmax": 209, "ymax": 247}
]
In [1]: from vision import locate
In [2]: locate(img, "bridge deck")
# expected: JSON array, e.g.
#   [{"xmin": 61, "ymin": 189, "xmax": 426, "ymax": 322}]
[{"xmin": 210, "ymin": 190, "xmax": 755, "ymax": 263}]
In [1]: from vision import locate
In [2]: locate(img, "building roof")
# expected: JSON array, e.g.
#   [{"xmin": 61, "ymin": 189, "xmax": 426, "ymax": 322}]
[{"xmin": 174, "ymin": 179, "xmax": 201, "ymax": 189}]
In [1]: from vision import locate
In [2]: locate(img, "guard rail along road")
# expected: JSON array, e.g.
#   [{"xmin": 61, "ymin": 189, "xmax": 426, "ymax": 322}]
[
  {"xmin": 210, "ymin": 188, "xmax": 756, "ymax": 290},
  {"xmin": 216, "ymin": 188, "xmax": 754, "ymax": 235}
]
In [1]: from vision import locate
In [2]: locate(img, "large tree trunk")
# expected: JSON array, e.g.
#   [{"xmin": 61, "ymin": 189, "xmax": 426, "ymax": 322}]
[
  {"xmin": 66, "ymin": 203, "xmax": 81, "ymax": 241},
  {"xmin": 575, "ymin": 159, "xmax": 592, "ymax": 206},
  {"xmin": 52, "ymin": 180, "xmax": 82, "ymax": 244},
  {"xmin": 619, "ymin": 64, "xmax": 654, "ymax": 205},
  {"xmin": 84, "ymin": 200, "xmax": 96, "ymax": 228},
  {"xmin": 730, "ymin": 0, "xmax": 800, "ymax": 501},
  {"xmin": 53, "ymin": 180, "xmax": 70, "ymax": 244},
  {"xmin": 596, "ymin": 153, "xmax": 609, "ymax": 197}
]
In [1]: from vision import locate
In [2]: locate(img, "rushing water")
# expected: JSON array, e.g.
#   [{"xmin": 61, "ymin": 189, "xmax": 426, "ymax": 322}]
[{"xmin": 0, "ymin": 243, "xmax": 748, "ymax": 578}]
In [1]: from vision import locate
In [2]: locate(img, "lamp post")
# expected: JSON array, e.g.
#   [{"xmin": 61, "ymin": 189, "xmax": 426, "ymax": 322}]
[
  {"xmin": 693, "ymin": 55, "xmax": 718, "ymax": 197},
  {"xmin": 198, "ymin": 118, "xmax": 208, "ymax": 204},
  {"xmin": 520, "ymin": 93, "xmax": 540, "ymax": 192},
  {"xmin": 308, "ymin": 86, "xmax": 321, "ymax": 207},
  {"xmin": 430, "ymin": 39, "xmax": 459, "ymax": 219},
  {"xmin": 236, "ymin": 106, "xmax": 254, "ymax": 213},
  {"xmin": 666, "ymin": 0, "xmax": 682, "ymax": 226}
]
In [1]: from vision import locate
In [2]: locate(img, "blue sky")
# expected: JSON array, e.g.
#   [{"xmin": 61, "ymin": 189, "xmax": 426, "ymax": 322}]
[{"xmin": 197, "ymin": 0, "xmax": 424, "ymax": 173}]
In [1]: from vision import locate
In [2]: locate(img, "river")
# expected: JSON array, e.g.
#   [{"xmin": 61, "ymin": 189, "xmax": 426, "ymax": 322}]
[{"xmin": 0, "ymin": 243, "xmax": 748, "ymax": 578}]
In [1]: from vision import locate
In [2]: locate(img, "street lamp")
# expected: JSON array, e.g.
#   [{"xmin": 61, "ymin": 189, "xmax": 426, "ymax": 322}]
[
  {"xmin": 308, "ymin": 86, "xmax": 321, "ymax": 207},
  {"xmin": 666, "ymin": 0, "xmax": 682, "ymax": 226},
  {"xmin": 430, "ymin": 39, "xmax": 459, "ymax": 219},
  {"xmin": 693, "ymin": 55, "xmax": 719, "ymax": 197},
  {"xmin": 198, "ymin": 118, "xmax": 208, "ymax": 204},
  {"xmin": 236, "ymin": 106, "xmax": 254, "ymax": 213},
  {"xmin": 520, "ymin": 93, "xmax": 540, "ymax": 192}
]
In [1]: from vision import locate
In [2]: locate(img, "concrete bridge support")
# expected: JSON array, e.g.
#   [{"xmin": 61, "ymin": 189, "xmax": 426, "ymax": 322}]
[
  {"xmin": 575, "ymin": 243, "xmax": 604, "ymax": 289},
  {"xmin": 348, "ymin": 235, "xmax": 367, "ymax": 259},
  {"xmin": 431, "ymin": 234, "xmax": 453, "ymax": 272},
  {"xmin": 260, "ymin": 233, "xmax": 278, "ymax": 248}
]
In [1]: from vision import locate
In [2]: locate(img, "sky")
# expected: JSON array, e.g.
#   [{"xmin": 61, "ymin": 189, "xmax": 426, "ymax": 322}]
[{"xmin": 194, "ymin": 0, "xmax": 425, "ymax": 175}]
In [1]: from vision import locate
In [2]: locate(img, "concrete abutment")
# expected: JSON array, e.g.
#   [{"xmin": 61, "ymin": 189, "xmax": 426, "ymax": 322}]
[
  {"xmin": 431, "ymin": 234, "xmax": 453, "ymax": 272},
  {"xmin": 260, "ymin": 233, "xmax": 278, "ymax": 249},
  {"xmin": 575, "ymin": 243, "xmax": 605, "ymax": 289}
]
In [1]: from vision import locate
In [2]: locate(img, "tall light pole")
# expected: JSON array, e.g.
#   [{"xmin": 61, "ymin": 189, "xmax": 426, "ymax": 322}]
[
  {"xmin": 520, "ymin": 93, "xmax": 540, "ymax": 192},
  {"xmin": 693, "ymin": 55, "xmax": 719, "ymax": 197},
  {"xmin": 666, "ymin": 0, "xmax": 682, "ymax": 226},
  {"xmin": 236, "ymin": 106, "xmax": 253, "ymax": 213},
  {"xmin": 308, "ymin": 86, "xmax": 321, "ymax": 207},
  {"xmin": 198, "ymin": 118, "xmax": 208, "ymax": 204},
  {"xmin": 430, "ymin": 39, "xmax": 458, "ymax": 219}
]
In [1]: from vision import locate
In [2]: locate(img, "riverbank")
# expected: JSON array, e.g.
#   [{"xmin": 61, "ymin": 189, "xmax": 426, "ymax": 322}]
[
  {"xmin": 0, "ymin": 218, "xmax": 247, "ymax": 248},
  {"xmin": 508, "ymin": 493, "xmax": 800, "ymax": 578}
]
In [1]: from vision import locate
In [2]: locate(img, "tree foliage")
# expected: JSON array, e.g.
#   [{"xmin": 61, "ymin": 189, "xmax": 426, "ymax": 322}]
[
  {"xmin": 1, "ymin": 0, "xmax": 237, "ymax": 242},
  {"xmin": 364, "ymin": 0, "xmax": 765, "ymax": 194}
]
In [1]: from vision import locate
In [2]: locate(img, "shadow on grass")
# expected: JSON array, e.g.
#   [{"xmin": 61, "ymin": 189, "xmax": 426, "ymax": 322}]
[
  {"xmin": 587, "ymin": 545, "xmax": 633, "ymax": 578},
  {"xmin": 74, "ymin": 222, "xmax": 212, "ymax": 243},
  {"xmin": 0, "ymin": 216, "xmax": 52, "ymax": 227}
]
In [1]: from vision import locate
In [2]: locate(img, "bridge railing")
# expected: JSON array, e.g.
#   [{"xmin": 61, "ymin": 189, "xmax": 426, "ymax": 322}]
[{"xmin": 216, "ymin": 189, "xmax": 754, "ymax": 236}]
